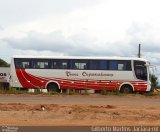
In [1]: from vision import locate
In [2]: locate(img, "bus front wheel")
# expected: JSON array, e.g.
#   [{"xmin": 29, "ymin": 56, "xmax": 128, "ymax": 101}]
[
  {"xmin": 120, "ymin": 85, "xmax": 133, "ymax": 94},
  {"xmin": 47, "ymin": 83, "xmax": 60, "ymax": 93}
]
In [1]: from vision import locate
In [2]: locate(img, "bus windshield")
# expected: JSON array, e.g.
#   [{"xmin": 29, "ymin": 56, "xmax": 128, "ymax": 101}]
[{"xmin": 134, "ymin": 60, "xmax": 147, "ymax": 81}]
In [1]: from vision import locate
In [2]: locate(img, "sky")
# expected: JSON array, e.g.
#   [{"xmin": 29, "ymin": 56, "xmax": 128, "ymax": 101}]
[{"xmin": 0, "ymin": 0, "xmax": 160, "ymax": 82}]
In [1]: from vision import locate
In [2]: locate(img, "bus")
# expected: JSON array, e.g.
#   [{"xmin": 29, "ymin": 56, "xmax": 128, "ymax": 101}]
[{"xmin": 10, "ymin": 56, "xmax": 151, "ymax": 93}]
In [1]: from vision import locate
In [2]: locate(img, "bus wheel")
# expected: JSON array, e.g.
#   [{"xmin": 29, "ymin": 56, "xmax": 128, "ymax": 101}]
[
  {"xmin": 120, "ymin": 85, "xmax": 133, "ymax": 94},
  {"xmin": 47, "ymin": 83, "xmax": 60, "ymax": 93}
]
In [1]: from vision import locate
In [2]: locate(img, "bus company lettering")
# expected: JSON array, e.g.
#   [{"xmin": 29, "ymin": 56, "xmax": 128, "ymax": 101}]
[
  {"xmin": 82, "ymin": 72, "xmax": 113, "ymax": 77},
  {"xmin": 66, "ymin": 71, "xmax": 113, "ymax": 77},
  {"xmin": 66, "ymin": 71, "xmax": 78, "ymax": 77}
]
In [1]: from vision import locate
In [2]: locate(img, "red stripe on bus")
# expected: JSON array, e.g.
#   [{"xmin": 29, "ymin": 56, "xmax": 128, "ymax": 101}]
[{"xmin": 15, "ymin": 69, "xmax": 147, "ymax": 91}]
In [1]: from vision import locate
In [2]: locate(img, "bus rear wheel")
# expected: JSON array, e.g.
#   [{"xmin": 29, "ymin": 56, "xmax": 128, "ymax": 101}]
[
  {"xmin": 120, "ymin": 85, "xmax": 133, "ymax": 94},
  {"xmin": 47, "ymin": 83, "xmax": 60, "ymax": 93}
]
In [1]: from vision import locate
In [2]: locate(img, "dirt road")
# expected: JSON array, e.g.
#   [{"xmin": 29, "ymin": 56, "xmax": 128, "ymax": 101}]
[{"xmin": 0, "ymin": 94, "xmax": 160, "ymax": 126}]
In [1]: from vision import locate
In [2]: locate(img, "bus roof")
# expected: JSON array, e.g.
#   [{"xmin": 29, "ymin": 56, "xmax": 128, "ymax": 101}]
[{"xmin": 12, "ymin": 55, "xmax": 148, "ymax": 62}]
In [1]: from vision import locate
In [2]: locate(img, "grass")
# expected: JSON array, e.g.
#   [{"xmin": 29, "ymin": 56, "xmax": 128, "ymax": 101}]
[
  {"xmin": 0, "ymin": 86, "xmax": 160, "ymax": 96},
  {"xmin": 143, "ymin": 92, "xmax": 159, "ymax": 96},
  {"xmin": 0, "ymin": 87, "xmax": 28, "ymax": 94},
  {"xmin": 100, "ymin": 90, "xmax": 124, "ymax": 96}
]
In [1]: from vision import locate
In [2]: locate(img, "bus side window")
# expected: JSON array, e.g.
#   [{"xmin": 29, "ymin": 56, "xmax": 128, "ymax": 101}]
[
  {"xmin": 44, "ymin": 63, "xmax": 49, "ymax": 69},
  {"xmin": 16, "ymin": 63, "xmax": 22, "ymax": 68},
  {"xmin": 118, "ymin": 60, "xmax": 132, "ymax": 71},
  {"xmin": 24, "ymin": 64, "xmax": 29, "ymax": 68},
  {"xmin": 22, "ymin": 62, "xmax": 30, "ymax": 68},
  {"xmin": 109, "ymin": 61, "xmax": 118, "ymax": 70},
  {"xmin": 99, "ymin": 60, "xmax": 108, "ymax": 70},
  {"xmin": 118, "ymin": 63, "xmax": 124, "ymax": 70},
  {"xmin": 89, "ymin": 60, "xmax": 98, "ymax": 70},
  {"xmin": 62, "ymin": 62, "xmax": 67, "ymax": 69},
  {"xmin": 73, "ymin": 63, "xmax": 77, "ymax": 69},
  {"xmin": 52, "ymin": 61, "xmax": 58, "ymax": 69}
]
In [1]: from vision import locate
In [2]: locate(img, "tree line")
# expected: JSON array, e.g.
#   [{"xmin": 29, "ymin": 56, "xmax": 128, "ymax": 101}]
[{"xmin": 0, "ymin": 58, "xmax": 10, "ymax": 67}]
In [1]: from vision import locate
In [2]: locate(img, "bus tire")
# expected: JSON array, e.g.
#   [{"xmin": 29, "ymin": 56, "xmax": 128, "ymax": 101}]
[
  {"xmin": 47, "ymin": 83, "xmax": 60, "ymax": 93},
  {"xmin": 120, "ymin": 85, "xmax": 133, "ymax": 94}
]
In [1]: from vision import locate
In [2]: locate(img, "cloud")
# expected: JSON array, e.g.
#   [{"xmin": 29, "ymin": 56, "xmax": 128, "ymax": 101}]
[
  {"xmin": 0, "ymin": 0, "xmax": 101, "ymax": 26},
  {"xmin": 126, "ymin": 22, "xmax": 160, "ymax": 66},
  {"xmin": 2, "ymin": 0, "xmax": 160, "ymax": 53},
  {"xmin": 3, "ymin": 31, "xmax": 96, "ymax": 56},
  {"xmin": 127, "ymin": 22, "xmax": 160, "ymax": 52},
  {"xmin": 4, "ymin": 31, "xmax": 72, "ymax": 51},
  {"xmin": 4, "ymin": 30, "xmax": 137, "ymax": 57},
  {"xmin": 0, "ymin": 26, "xmax": 4, "ymax": 30}
]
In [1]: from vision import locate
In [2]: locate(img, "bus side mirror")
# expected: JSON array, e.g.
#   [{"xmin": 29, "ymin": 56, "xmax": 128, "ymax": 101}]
[{"xmin": 144, "ymin": 64, "xmax": 150, "ymax": 67}]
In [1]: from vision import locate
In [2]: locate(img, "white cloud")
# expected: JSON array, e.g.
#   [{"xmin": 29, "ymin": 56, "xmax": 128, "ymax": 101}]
[
  {"xmin": 0, "ymin": 0, "xmax": 101, "ymax": 27},
  {"xmin": 0, "ymin": 26, "xmax": 3, "ymax": 30}
]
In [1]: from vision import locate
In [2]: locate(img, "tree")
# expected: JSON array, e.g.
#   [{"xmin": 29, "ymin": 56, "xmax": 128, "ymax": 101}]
[
  {"xmin": 150, "ymin": 74, "xmax": 158, "ymax": 92},
  {"xmin": 0, "ymin": 58, "xmax": 9, "ymax": 67}
]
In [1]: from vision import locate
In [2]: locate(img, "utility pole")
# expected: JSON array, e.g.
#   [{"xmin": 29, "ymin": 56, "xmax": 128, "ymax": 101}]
[{"xmin": 138, "ymin": 44, "xmax": 141, "ymax": 58}]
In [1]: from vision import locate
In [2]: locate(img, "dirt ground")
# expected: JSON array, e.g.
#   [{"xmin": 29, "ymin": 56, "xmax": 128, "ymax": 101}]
[{"xmin": 0, "ymin": 94, "xmax": 160, "ymax": 126}]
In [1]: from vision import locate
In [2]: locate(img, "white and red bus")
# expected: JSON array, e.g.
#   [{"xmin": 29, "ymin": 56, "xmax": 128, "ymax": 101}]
[{"xmin": 10, "ymin": 56, "xmax": 151, "ymax": 93}]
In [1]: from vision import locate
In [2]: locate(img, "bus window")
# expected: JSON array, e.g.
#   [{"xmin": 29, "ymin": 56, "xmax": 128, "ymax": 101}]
[
  {"xmin": 126, "ymin": 61, "xmax": 132, "ymax": 71},
  {"xmin": 37, "ymin": 62, "xmax": 49, "ymax": 69},
  {"xmin": 52, "ymin": 60, "xmax": 68, "ymax": 69},
  {"xmin": 99, "ymin": 60, "xmax": 108, "ymax": 70},
  {"xmin": 117, "ymin": 61, "xmax": 126, "ymax": 70},
  {"xmin": 72, "ymin": 60, "xmax": 88, "ymax": 70},
  {"xmin": 109, "ymin": 61, "xmax": 118, "ymax": 70},
  {"xmin": 89, "ymin": 60, "xmax": 99, "ymax": 70},
  {"xmin": 32, "ymin": 59, "xmax": 50, "ymax": 69},
  {"xmin": 118, "ymin": 64, "xmax": 124, "ymax": 70},
  {"xmin": 22, "ymin": 62, "xmax": 29, "ymax": 68},
  {"xmin": 75, "ymin": 62, "xmax": 87, "ymax": 69},
  {"xmin": 59, "ymin": 61, "xmax": 68, "ymax": 69},
  {"xmin": 14, "ymin": 58, "xmax": 31, "ymax": 69},
  {"xmin": 52, "ymin": 61, "xmax": 58, "ymax": 69},
  {"xmin": 89, "ymin": 60, "xmax": 108, "ymax": 70},
  {"xmin": 109, "ymin": 60, "xmax": 131, "ymax": 71}
]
